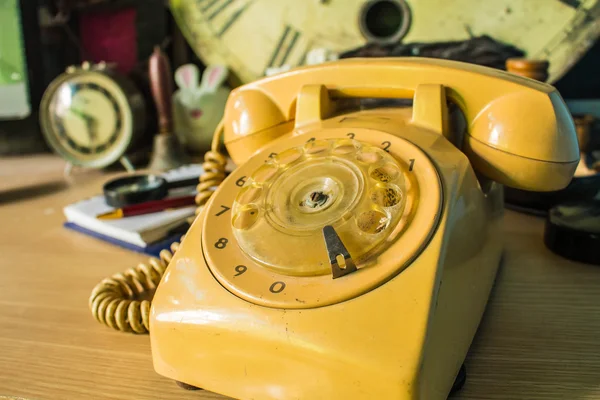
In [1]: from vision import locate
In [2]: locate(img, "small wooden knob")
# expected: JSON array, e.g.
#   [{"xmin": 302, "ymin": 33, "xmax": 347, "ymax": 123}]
[
  {"xmin": 149, "ymin": 46, "xmax": 173, "ymax": 135},
  {"xmin": 506, "ymin": 58, "xmax": 549, "ymax": 82},
  {"xmin": 573, "ymin": 114, "xmax": 595, "ymax": 152}
]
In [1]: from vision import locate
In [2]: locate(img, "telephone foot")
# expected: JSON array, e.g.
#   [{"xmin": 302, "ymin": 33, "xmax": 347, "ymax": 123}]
[
  {"xmin": 449, "ymin": 364, "xmax": 467, "ymax": 396},
  {"xmin": 176, "ymin": 380, "xmax": 202, "ymax": 390}
]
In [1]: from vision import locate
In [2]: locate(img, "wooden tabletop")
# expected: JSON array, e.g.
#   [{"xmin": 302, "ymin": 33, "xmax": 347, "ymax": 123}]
[{"xmin": 1, "ymin": 155, "xmax": 599, "ymax": 400}]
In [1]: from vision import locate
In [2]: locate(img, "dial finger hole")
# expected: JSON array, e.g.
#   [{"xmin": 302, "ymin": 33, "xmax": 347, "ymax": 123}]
[
  {"xmin": 237, "ymin": 185, "xmax": 263, "ymax": 205},
  {"xmin": 232, "ymin": 205, "xmax": 260, "ymax": 230},
  {"xmin": 356, "ymin": 209, "xmax": 389, "ymax": 234},
  {"xmin": 275, "ymin": 148, "xmax": 303, "ymax": 166},
  {"xmin": 304, "ymin": 139, "xmax": 330, "ymax": 155},
  {"xmin": 332, "ymin": 139, "xmax": 360, "ymax": 155},
  {"xmin": 370, "ymin": 185, "xmax": 402, "ymax": 207},
  {"xmin": 356, "ymin": 150, "xmax": 383, "ymax": 164},
  {"xmin": 370, "ymin": 163, "xmax": 401, "ymax": 182},
  {"xmin": 252, "ymin": 164, "xmax": 279, "ymax": 183}
]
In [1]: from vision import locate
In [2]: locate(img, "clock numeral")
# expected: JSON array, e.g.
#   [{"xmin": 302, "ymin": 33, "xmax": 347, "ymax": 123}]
[
  {"xmin": 209, "ymin": 0, "xmax": 234, "ymax": 19},
  {"xmin": 266, "ymin": 25, "xmax": 302, "ymax": 69},
  {"xmin": 197, "ymin": 0, "xmax": 252, "ymax": 37},
  {"xmin": 218, "ymin": 5, "xmax": 249, "ymax": 37},
  {"xmin": 559, "ymin": 0, "xmax": 581, "ymax": 8},
  {"xmin": 409, "ymin": 159, "xmax": 415, "ymax": 171},
  {"xmin": 197, "ymin": 0, "xmax": 223, "ymax": 13}
]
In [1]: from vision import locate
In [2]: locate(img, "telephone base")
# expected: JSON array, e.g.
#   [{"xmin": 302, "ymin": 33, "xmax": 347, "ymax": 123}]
[
  {"xmin": 150, "ymin": 132, "xmax": 504, "ymax": 399},
  {"xmin": 172, "ymin": 364, "xmax": 467, "ymax": 396},
  {"xmin": 146, "ymin": 56, "xmax": 579, "ymax": 400}
]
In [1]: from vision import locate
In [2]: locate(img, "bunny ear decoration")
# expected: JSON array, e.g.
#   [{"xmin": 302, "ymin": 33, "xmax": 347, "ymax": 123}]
[
  {"xmin": 175, "ymin": 64, "xmax": 200, "ymax": 91},
  {"xmin": 200, "ymin": 65, "xmax": 229, "ymax": 93}
]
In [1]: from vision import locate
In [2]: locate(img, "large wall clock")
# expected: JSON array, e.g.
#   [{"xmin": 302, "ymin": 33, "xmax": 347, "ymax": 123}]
[{"xmin": 170, "ymin": 0, "xmax": 600, "ymax": 85}]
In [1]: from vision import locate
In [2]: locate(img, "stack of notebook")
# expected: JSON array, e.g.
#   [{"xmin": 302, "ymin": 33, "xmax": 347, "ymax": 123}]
[{"xmin": 63, "ymin": 165, "xmax": 203, "ymax": 256}]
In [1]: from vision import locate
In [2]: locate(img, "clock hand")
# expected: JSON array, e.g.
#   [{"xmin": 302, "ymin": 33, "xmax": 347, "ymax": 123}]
[
  {"xmin": 69, "ymin": 108, "xmax": 99, "ymax": 127},
  {"xmin": 69, "ymin": 107, "xmax": 91, "ymax": 122},
  {"xmin": 69, "ymin": 108, "xmax": 99, "ymax": 148},
  {"xmin": 88, "ymin": 119, "xmax": 98, "ymax": 151}
]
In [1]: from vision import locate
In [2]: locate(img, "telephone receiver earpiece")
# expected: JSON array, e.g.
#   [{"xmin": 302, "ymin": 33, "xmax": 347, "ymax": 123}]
[{"xmin": 222, "ymin": 58, "xmax": 579, "ymax": 192}]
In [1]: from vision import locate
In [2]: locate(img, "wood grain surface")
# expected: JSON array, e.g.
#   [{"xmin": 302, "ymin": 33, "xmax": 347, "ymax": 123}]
[{"xmin": 1, "ymin": 155, "xmax": 599, "ymax": 400}]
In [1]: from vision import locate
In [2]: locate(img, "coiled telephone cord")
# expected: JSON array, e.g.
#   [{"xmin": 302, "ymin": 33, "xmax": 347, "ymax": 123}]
[{"xmin": 89, "ymin": 122, "xmax": 227, "ymax": 334}]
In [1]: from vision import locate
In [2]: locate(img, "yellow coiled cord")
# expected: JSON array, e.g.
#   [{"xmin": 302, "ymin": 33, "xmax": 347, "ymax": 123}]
[{"xmin": 89, "ymin": 122, "xmax": 227, "ymax": 334}]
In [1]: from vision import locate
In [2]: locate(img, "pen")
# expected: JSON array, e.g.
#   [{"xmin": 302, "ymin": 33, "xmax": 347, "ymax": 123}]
[{"xmin": 97, "ymin": 195, "xmax": 196, "ymax": 220}]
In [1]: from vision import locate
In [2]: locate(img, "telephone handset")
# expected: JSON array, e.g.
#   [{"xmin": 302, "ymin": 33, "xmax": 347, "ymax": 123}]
[
  {"xmin": 222, "ymin": 57, "xmax": 578, "ymax": 190},
  {"xmin": 90, "ymin": 58, "xmax": 578, "ymax": 399}
]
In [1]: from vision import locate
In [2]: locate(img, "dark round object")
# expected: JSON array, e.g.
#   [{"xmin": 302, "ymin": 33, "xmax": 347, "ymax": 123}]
[
  {"xmin": 504, "ymin": 175, "xmax": 600, "ymax": 216},
  {"xmin": 544, "ymin": 200, "xmax": 600, "ymax": 266},
  {"xmin": 104, "ymin": 174, "xmax": 169, "ymax": 208},
  {"xmin": 359, "ymin": 0, "xmax": 411, "ymax": 45},
  {"xmin": 103, "ymin": 174, "xmax": 200, "ymax": 208},
  {"xmin": 450, "ymin": 364, "xmax": 467, "ymax": 395}
]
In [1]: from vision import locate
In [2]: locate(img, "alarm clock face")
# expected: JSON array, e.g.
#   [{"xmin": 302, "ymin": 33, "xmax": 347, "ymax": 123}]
[
  {"xmin": 170, "ymin": 0, "xmax": 598, "ymax": 84},
  {"xmin": 40, "ymin": 67, "xmax": 142, "ymax": 168},
  {"xmin": 202, "ymin": 130, "xmax": 442, "ymax": 309}
]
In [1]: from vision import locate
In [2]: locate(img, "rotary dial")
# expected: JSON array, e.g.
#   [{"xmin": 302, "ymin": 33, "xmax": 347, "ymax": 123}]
[
  {"xmin": 202, "ymin": 129, "xmax": 442, "ymax": 309},
  {"xmin": 231, "ymin": 139, "xmax": 407, "ymax": 276}
]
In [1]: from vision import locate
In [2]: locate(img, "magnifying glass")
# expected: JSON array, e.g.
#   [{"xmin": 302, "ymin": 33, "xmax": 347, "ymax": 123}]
[{"xmin": 103, "ymin": 174, "xmax": 200, "ymax": 208}]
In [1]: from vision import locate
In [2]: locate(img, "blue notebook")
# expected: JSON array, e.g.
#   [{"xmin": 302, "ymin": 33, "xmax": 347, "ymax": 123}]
[{"xmin": 64, "ymin": 222, "xmax": 187, "ymax": 257}]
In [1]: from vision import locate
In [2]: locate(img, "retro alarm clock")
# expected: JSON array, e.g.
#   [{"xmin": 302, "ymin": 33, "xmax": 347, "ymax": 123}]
[
  {"xmin": 40, "ymin": 61, "xmax": 145, "ymax": 171},
  {"xmin": 89, "ymin": 57, "xmax": 579, "ymax": 399}
]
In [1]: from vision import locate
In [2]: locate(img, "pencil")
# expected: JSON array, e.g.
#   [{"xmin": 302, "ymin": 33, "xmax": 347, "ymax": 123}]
[{"xmin": 97, "ymin": 195, "xmax": 196, "ymax": 219}]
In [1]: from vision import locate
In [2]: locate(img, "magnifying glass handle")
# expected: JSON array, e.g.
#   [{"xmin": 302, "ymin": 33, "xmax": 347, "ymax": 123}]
[{"xmin": 166, "ymin": 176, "xmax": 200, "ymax": 189}]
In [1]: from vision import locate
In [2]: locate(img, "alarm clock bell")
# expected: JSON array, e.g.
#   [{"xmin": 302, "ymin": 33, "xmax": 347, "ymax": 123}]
[{"xmin": 140, "ymin": 58, "xmax": 579, "ymax": 399}]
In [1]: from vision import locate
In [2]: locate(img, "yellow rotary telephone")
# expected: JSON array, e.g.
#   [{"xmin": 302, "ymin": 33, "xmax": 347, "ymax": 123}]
[{"xmin": 90, "ymin": 58, "xmax": 579, "ymax": 399}]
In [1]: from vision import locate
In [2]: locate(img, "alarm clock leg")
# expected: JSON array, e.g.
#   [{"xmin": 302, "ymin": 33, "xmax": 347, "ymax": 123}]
[
  {"xmin": 63, "ymin": 162, "xmax": 73, "ymax": 177},
  {"xmin": 119, "ymin": 156, "xmax": 135, "ymax": 173}
]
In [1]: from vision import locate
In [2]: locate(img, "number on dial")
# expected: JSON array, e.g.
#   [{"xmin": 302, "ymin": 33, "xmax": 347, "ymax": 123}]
[
  {"xmin": 215, "ymin": 205, "xmax": 231, "ymax": 216},
  {"xmin": 215, "ymin": 238, "xmax": 229, "ymax": 249},
  {"xmin": 234, "ymin": 265, "xmax": 247, "ymax": 276},
  {"xmin": 269, "ymin": 281, "xmax": 286, "ymax": 293}
]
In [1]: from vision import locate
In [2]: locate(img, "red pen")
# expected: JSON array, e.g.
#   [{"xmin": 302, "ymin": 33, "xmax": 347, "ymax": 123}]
[{"xmin": 96, "ymin": 195, "xmax": 196, "ymax": 219}]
